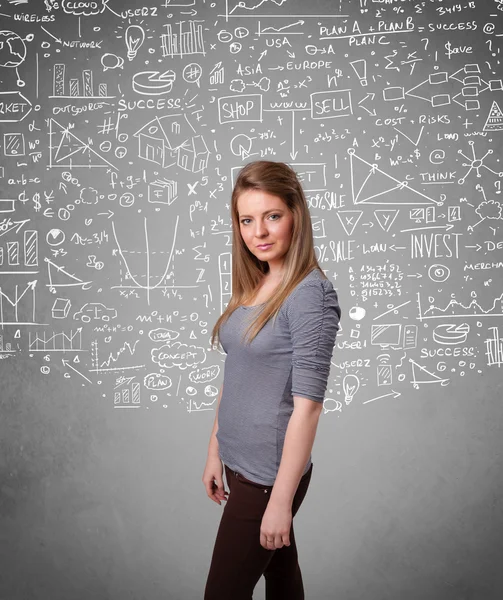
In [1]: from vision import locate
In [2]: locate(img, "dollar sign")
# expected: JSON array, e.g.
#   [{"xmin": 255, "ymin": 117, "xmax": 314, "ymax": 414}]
[{"xmin": 33, "ymin": 193, "xmax": 41, "ymax": 212}]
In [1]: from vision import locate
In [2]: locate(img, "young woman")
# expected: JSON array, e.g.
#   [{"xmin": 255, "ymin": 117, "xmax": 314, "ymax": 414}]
[{"xmin": 203, "ymin": 160, "xmax": 341, "ymax": 599}]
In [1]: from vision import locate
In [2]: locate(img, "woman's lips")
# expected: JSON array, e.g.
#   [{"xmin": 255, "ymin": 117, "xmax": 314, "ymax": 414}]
[{"xmin": 257, "ymin": 244, "xmax": 273, "ymax": 250}]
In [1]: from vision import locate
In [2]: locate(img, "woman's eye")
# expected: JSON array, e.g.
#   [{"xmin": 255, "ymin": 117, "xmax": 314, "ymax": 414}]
[{"xmin": 240, "ymin": 214, "xmax": 279, "ymax": 225}]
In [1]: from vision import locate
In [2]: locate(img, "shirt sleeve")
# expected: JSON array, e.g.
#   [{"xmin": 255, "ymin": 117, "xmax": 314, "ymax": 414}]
[{"xmin": 286, "ymin": 280, "xmax": 341, "ymax": 403}]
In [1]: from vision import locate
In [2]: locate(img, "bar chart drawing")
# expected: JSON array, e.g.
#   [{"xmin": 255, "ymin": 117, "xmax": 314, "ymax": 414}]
[
  {"xmin": 51, "ymin": 63, "xmax": 114, "ymax": 98},
  {"xmin": 0, "ymin": 280, "xmax": 37, "ymax": 326},
  {"xmin": 28, "ymin": 327, "xmax": 83, "ymax": 352},
  {"xmin": 161, "ymin": 20, "xmax": 206, "ymax": 58},
  {"xmin": 209, "ymin": 62, "xmax": 224, "ymax": 85},
  {"xmin": 0, "ymin": 334, "xmax": 16, "ymax": 353},
  {"xmin": 113, "ymin": 378, "xmax": 141, "ymax": 408},
  {"xmin": 485, "ymin": 327, "xmax": 503, "ymax": 367},
  {"xmin": 0, "ymin": 230, "xmax": 38, "ymax": 272}
]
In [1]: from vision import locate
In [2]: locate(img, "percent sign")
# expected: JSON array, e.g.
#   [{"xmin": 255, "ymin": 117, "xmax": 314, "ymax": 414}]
[{"xmin": 317, "ymin": 244, "xmax": 329, "ymax": 262}]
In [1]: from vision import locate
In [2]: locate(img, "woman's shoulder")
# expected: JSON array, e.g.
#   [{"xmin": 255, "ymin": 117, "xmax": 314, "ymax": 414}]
[
  {"xmin": 289, "ymin": 268, "xmax": 333, "ymax": 296},
  {"xmin": 282, "ymin": 269, "xmax": 341, "ymax": 330},
  {"xmin": 283, "ymin": 269, "xmax": 336, "ymax": 311}
]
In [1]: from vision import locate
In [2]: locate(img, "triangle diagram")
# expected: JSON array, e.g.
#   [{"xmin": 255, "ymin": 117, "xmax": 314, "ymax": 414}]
[
  {"xmin": 337, "ymin": 211, "xmax": 363, "ymax": 236},
  {"xmin": 483, "ymin": 101, "xmax": 503, "ymax": 131},
  {"xmin": 49, "ymin": 118, "xmax": 117, "ymax": 170},
  {"xmin": 44, "ymin": 257, "xmax": 92, "ymax": 291},
  {"xmin": 409, "ymin": 358, "xmax": 450, "ymax": 388},
  {"xmin": 374, "ymin": 209, "xmax": 400, "ymax": 232},
  {"xmin": 348, "ymin": 148, "xmax": 440, "ymax": 206}
]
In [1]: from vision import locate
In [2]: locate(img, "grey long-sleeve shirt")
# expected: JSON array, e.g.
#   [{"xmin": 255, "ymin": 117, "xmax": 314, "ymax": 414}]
[{"xmin": 216, "ymin": 268, "xmax": 341, "ymax": 485}]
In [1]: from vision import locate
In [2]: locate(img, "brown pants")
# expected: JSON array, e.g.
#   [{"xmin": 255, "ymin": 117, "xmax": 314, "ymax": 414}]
[{"xmin": 204, "ymin": 462, "xmax": 313, "ymax": 600}]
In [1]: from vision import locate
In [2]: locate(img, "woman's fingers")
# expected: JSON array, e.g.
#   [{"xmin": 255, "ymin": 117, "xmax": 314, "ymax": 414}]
[
  {"xmin": 213, "ymin": 481, "xmax": 229, "ymax": 502},
  {"xmin": 205, "ymin": 478, "xmax": 229, "ymax": 504}
]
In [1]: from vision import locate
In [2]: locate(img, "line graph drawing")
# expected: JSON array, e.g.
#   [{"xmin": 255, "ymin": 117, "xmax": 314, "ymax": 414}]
[
  {"xmin": 100, "ymin": 340, "xmax": 140, "ymax": 369},
  {"xmin": 417, "ymin": 291, "xmax": 503, "ymax": 320},
  {"xmin": 90, "ymin": 340, "xmax": 145, "ymax": 373},
  {"xmin": 188, "ymin": 396, "xmax": 218, "ymax": 412},
  {"xmin": 228, "ymin": 0, "xmax": 289, "ymax": 16},
  {"xmin": 222, "ymin": 0, "xmax": 348, "ymax": 20},
  {"xmin": 257, "ymin": 20, "xmax": 305, "ymax": 35},
  {"xmin": 0, "ymin": 279, "xmax": 38, "ymax": 326},
  {"xmin": 28, "ymin": 327, "xmax": 83, "ymax": 352},
  {"xmin": 110, "ymin": 215, "xmax": 180, "ymax": 305}
]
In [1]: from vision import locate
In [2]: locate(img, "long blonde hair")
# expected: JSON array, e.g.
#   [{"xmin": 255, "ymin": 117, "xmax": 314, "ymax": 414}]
[{"xmin": 210, "ymin": 160, "xmax": 326, "ymax": 348}]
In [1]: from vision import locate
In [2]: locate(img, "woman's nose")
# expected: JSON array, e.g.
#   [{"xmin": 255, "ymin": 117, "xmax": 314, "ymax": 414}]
[{"xmin": 254, "ymin": 221, "xmax": 268, "ymax": 236}]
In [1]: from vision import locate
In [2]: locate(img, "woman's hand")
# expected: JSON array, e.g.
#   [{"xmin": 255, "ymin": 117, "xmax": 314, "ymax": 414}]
[
  {"xmin": 202, "ymin": 455, "xmax": 229, "ymax": 505},
  {"xmin": 260, "ymin": 503, "xmax": 292, "ymax": 550}
]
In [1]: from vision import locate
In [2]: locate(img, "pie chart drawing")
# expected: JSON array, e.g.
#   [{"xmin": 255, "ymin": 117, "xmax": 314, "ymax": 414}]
[{"xmin": 46, "ymin": 229, "xmax": 66, "ymax": 246}]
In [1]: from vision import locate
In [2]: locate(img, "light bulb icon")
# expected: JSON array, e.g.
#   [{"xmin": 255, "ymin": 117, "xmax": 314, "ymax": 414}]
[
  {"xmin": 125, "ymin": 25, "xmax": 145, "ymax": 61},
  {"xmin": 342, "ymin": 374, "xmax": 360, "ymax": 405}
]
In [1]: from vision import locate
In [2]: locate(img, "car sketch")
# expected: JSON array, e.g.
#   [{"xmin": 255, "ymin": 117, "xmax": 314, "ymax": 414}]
[{"xmin": 73, "ymin": 303, "xmax": 117, "ymax": 323}]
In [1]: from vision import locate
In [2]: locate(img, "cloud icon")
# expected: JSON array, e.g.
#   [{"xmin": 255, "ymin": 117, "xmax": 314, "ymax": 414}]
[
  {"xmin": 62, "ymin": 0, "xmax": 108, "ymax": 16},
  {"xmin": 476, "ymin": 198, "xmax": 502, "ymax": 220},
  {"xmin": 151, "ymin": 342, "xmax": 206, "ymax": 369}
]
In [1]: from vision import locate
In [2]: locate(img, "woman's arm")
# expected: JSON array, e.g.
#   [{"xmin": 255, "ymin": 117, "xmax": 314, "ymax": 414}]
[
  {"xmin": 269, "ymin": 280, "xmax": 340, "ymax": 507},
  {"xmin": 268, "ymin": 395, "xmax": 323, "ymax": 508},
  {"xmin": 207, "ymin": 383, "xmax": 223, "ymax": 459}
]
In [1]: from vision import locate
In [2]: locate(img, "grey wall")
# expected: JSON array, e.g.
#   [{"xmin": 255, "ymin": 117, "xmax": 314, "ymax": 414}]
[{"xmin": 1, "ymin": 0, "xmax": 503, "ymax": 598}]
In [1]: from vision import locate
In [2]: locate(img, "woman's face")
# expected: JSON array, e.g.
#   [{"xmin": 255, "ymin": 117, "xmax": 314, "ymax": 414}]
[{"xmin": 236, "ymin": 189, "xmax": 294, "ymax": 270}]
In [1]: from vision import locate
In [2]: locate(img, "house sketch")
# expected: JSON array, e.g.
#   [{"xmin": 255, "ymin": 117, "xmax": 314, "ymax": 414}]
[{"xmin": 133, "ymin": 116, "xmax": 210, "ymax": 172}]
